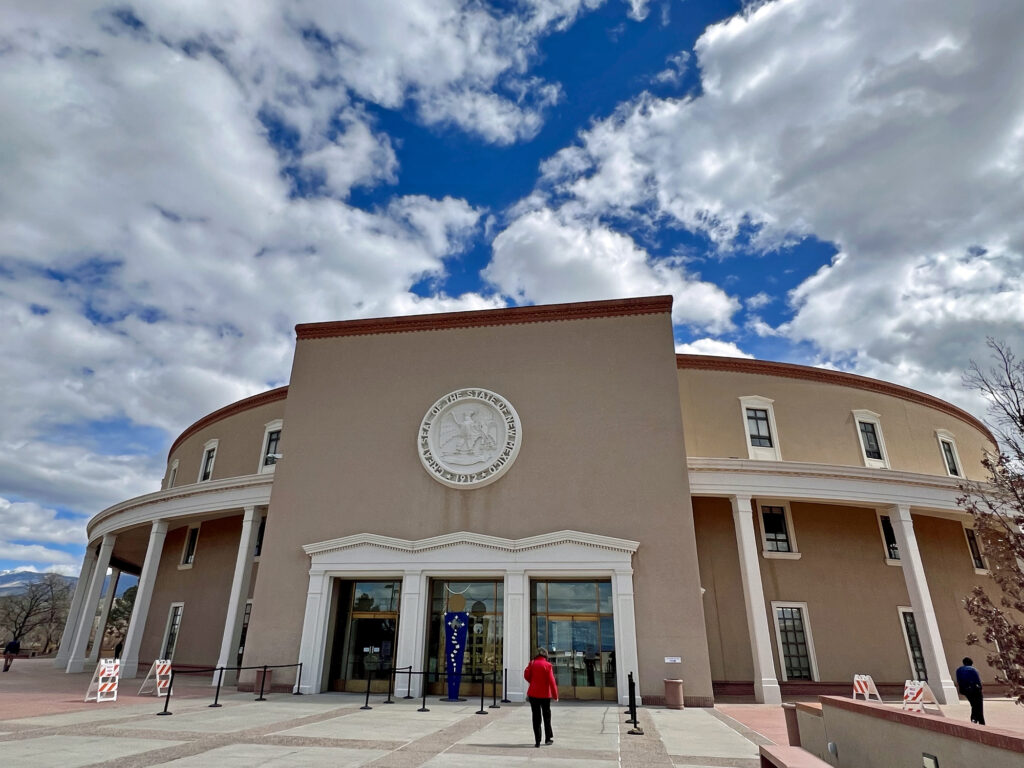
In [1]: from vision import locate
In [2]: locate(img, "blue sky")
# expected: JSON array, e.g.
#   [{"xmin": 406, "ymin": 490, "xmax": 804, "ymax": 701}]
[{"xmin": 1, "ymin": 0, "xmax": 1023, "ymax": 576}]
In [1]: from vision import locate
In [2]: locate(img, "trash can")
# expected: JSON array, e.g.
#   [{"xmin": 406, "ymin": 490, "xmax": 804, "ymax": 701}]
[
  {"xmin": 782, "ymin": 703, "xmax": 800, "ymax": 746},
  {"xmin": 663, "ymin": 678, "xmax": 684, "ymax": 709}
]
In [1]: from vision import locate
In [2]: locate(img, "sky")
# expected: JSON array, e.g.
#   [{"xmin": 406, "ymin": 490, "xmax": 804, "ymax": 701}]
[{"xmin": 1, "ymin": 0, "xmax": 1023, "ymax": 578}]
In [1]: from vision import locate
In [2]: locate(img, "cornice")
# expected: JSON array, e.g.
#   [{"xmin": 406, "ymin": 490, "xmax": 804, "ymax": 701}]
[
  {"xmin": 304, "ymin": 530, "xmax": 640, "ymax": 558},
  {"xmin": 168, "ymin": 386, "xmax": 289, "ymax": 459},
  {"xmin": 295, "ymin": 295, "xmax": 672, "ymax": 340},
  {"xmin": 676, "ymin": 354, "xmax": 994, "ymax": 445}
]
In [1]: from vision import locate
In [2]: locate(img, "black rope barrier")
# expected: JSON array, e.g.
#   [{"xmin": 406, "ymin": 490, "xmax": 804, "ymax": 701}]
[
  {"xmin": 489, "ymin": 669, "xmax": 500, "ymax": 709},
  {"xmin": 501, "ymin": 667, "xmax": 511, "ymax": 703},
  {"xmin": 403, "ymin": 665, "xmax": 414, "ymax": 699},
  {"xmin": 210, "ymin": 667, "xmax": 224, "ymax": 708},
  {"xmin": 153, "ymin": 661, "xmax": 306, "ymax": 715}
]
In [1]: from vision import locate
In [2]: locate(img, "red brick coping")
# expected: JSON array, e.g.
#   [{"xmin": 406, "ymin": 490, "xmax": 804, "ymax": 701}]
[
  {"xmin": 168, "ymin": 385, "xmax": 289, "ymax": 459},
  {"xmin": 818, "ymin": 695, "xmax": 1024, "ymax": 754}
]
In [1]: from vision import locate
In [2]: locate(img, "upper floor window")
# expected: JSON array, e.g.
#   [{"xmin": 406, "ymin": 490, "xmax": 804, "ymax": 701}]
[
  {"xmin": 199, "ymin": 438, "xmax": 218, "ymax": 482},
  {"xmin": 877, "ymin": 513, "xmax": 901, "ymax": 564},
  {"xmin": 259, "ymin": 419, "xmax": 283, "ymax": 473},
  {"xmin": 739, "ymin": 396, "xmax": 781, "ymax": 461},
  {"xmin": 963, "ymin": 526, "xmax": 988, "ymax": 573},
  {"xmin": 935, "ymin": 430, "xmax": 962, "ymax": 478},
  {"xmin": 853, "ymin": 410, "xmax": 889, "ymax": 469},
  {"xmin": 166, "ymin": 460, "xmax": 178, "ymax": 490},
  {"xmin": 758, "ymin": 500, "xmax": 800, "ymax": 559}
]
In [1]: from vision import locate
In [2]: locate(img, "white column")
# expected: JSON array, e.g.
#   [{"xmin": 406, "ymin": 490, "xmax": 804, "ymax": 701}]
[
  {"xmin": 121, "ymin": 520, "xmax": 167, "ymax": 678},
  {"xmin": 503, "ymin": 569, "xmax": 527, "ymax": 702},
  {"xmin": 214, "ymin": 506, "xmax": 261, "ymax": 683},
  {"xmin": 395, "ymin": 569, "xmax": 427, "ymax": 698},
  {"xmin": 66, "ymin": 533, "xmax": 116, "ymax": 673},
  {"xmin": 87, "ymin": 568, "xmax": 121, "ymax": 663},
  {"xmin": 612, "ymin": 568, "xmax": 642, "ymax": 706},
  {"xmin": 731, "ymin": 495, "xmax": 783, "ymax": 705},
  {"xmin": 888, "ymin": 504, "xmax": 959, "ymax": 704},
  {"xmin": 297, "ymin": 571, "xmax": 331, "ymax": 694},
  {"xmin": 54, "ymin": 548, "xmax": 98, "ymax": 667}
]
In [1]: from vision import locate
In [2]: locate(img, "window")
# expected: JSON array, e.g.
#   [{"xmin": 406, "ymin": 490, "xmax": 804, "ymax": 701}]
[
  {"xmin": 899, "ymin": 607, "xmax": 928, "ymax": 681},
  {"xmin": 853, "ymin": 410, "xmax": 889, "ymax": 468},
  {"xmin": 771, "ymin": 602, "xmax": 818, "ymax": 681},
  {"xmin": 254, "ymin": 515, "xmax": 266, "ymax": 558},
  {"xmin": 758, "ymin": 501, "xmax": 800, "ymax": 559},
  {"xmin": 180, "ymin": 525, "xmax": 200, "ymax": 569},
  {"xmin": 739, "ymin": 396, "xmax": 781, "ymax": 461},
  {"xmin": 198, "ymin": 438, "xmax": 218, "ymax": 482},
  {"xmin": 963, "ymin": 527, "xmax": 988, "ymax": 572},
  {"xmin": 877, "ymin": 513, "xmax": 901, "ymax": 564},
  {"xmin": 935, "ymin": 430, "xmax": 961, "ymax": 478},
  {"xmin": 166, "ymin": 460, "xmax": 178, "ymax": 490},
  {"xmin": 259, "ymin": 419, "xmax": 283, "ymax": 473},
  {"xmin": 236, "ymin": 600, "xmax": 253, "ymax": 667},
  {"xmin": 162, "ymin": 603, "xmax": 184, "ymax": 660}
]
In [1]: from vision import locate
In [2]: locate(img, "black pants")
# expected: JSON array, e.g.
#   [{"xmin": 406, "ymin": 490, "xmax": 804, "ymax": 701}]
[
  {"xmin": 529, "ymin": 696, "xmax": 553, "ymax": 744},
  {"xmin": 966, "ymin": 690, "xmax": 985, "ymax": 725}
]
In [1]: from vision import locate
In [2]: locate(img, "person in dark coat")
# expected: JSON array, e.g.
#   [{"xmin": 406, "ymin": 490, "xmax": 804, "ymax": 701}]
[
  {"xmin": 3, "ymin": 638, "xmax": 20, "ymax": 672},
  {"xmin": 955, "ymin": 657, "xmax": 985, "ymax": 725},
  {"xmin": 524, "ymin": 648, "xmax": 559, "ymax": 747}
]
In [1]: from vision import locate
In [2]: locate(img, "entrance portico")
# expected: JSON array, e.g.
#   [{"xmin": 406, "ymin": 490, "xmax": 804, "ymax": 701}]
[{"xmin": 297, "ymin": 530, "xmax": 641, "ymax": 704}]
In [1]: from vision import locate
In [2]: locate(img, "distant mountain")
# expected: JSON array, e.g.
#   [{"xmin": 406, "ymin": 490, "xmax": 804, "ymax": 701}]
[{"xmin": 0, "ymin": 570, "xmax": 77, "ymax": 597}]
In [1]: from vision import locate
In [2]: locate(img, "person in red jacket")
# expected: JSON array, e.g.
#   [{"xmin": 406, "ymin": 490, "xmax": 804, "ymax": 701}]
[{"xmin": 524, "ymin": 648, "xmax": 559, "ymax": 747}]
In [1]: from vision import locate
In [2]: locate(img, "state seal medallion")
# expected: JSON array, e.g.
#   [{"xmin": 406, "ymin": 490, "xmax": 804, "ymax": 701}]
[{"xmin": 418, "ymin": 388, "xmax": 522, "ymax": 489}]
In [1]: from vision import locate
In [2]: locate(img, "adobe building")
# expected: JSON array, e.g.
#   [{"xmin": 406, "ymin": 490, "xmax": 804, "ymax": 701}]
[{"xmin": 55, "ymin": 296, "xmax": 1000, "ymax": 706}]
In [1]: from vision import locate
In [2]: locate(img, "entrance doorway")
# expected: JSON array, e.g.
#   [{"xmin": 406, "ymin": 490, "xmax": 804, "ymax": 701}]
[
  {"xmin": 327, "ymin": 580, "xmax": 400, "ymax": 692},
  {"xmin": 425, "ymin": 580, "xmax": 503, "ymax": 698},
  {"xmin": 532, "ymin": 581, "xmax": 616, "ymax": 701}
]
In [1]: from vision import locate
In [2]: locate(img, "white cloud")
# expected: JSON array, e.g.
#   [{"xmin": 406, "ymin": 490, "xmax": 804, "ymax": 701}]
[
  {"xmin": 745, "ymin": 292, "xmax": 773, "ymax": 310},
  {"xmin": 653, "ymin": 51, "xmax": 691, "ymax": 85},
  {"xmin": 486, "ymin": 208, "xmax": 739, "ymax": 332},
  {"xmin": 534, "ymin": 0, "xmax": 1024, "ymax": 414},
  {"xmin": 675, "ymin": 339, "xmax": 753, "ymax": 358}
]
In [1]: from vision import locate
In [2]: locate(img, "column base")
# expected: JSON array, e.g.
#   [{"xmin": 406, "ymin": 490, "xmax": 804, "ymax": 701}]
[
  {"xmin": 53, "ymin": 654, "xmax": 70, "ymax": 669},
  {"xmin": 755, "ymin": 679, "xmax": 783, "ymax": 705},
  {"xmin": 934, "ymin": 680, "xmax": 960, "ymax": 705},
  {"xmin": 120, "ymin": 659, "xmax": 140, "ymax": 678},
  {"xmin": 65, "ymin": 657, "xmax": 88, "ymax": 674}
]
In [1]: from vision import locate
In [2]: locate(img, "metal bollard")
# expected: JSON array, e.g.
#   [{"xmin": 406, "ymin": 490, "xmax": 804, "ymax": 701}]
[
  {"xmin": 476, "ymin": 674, "xmax": 488, "ymax": 715},
  {"xmin": 361, "ymin": 668, "xmax": 373, "ymax": 710},
  {"xmin": 501, "ymin": 667, "xmax": 511, "ymax": 703},
  {"xmin": 404, "ymin": 666, "xmax": 414, "ymax": 699},
  {"xmin": 294, "ymin": 662, "xmax": 303, "ymax": 695},
  {"xmin": 210, "ymin": 667, "xmax": 224, "ymax": 708},
  {"xmin": 384, "ymin": 666, "xmax": 394, "ymax": 704},
  {"xmin": 157, "ymin": 670, "xmax": 175, "ymax": 716},
  {"xmin": 256, "ymin": 664, "xmax": 268, "ymax": 702},
  {"xmin": 626, "ymin": 672, "xmax": 643, "ymax": 735},
  {"xmin": 489, "ymin": 669, "xmax": 500, "ymax": 708},
  {"xmin": 418, "ymin": 672, "xmax": 430, "ymax": 712}
]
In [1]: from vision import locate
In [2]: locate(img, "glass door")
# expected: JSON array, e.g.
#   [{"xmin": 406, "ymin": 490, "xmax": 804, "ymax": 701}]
[{"xmin": 330, "ymin": 580, "xmax": 400, "ymax": 693}]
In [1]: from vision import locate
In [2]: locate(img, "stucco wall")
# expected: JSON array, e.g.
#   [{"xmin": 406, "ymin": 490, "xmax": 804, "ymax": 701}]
[
  {"xmin": 244, "ymin": 310, "xmax": 713, "ymax": 702},
  {"xmin": 140, "ymin": 515, "xmax": 240, "ymax": 666},
  {"xmin": 678, "ymin": 367, "xmax": 992, "ymax": 480},
  {"xmin": 164, "ymin": 398, "xmax": 286, "ymax": 488}
]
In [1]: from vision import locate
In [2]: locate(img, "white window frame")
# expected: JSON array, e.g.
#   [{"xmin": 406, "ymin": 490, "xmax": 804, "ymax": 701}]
[
  {"xmin": 179, "ymin": 524, "xmax": 201, "ymax": 570},
  {"xmin": 935, "ymin": 429, "xmax": 963, "ymax": 478},
  {"xmin": 253, "ymin": 514, "xmax": 267, "ymax": 561},
  {"xmin": 739, "ymin": 396, "xmax": 782, "ymax": 461},
  {"xmin": 770, "ymin": 600, "xmax": 820, "ymax": 682},
  {"xmin": 166, "ymin": 459, "xmax": 178, "ymax": 490},
  {"xmin": 258, "ymin": 419, "xmax": 283, "ymax": 474},
  {"xmin": 853, "ymin": 409, "xmax": 889, "ymax": 469},
  {"xmin": 198, "ymin": 438, "xmax": 218, "ymax": 482},
  {"xmin": 897, "ymin": 606, "xmax": 929, "ymax": 682},
  {"xmin": 962, "ymin": 525, "xmax": 989, "ymax": 575},
  {"xmin": 161, "ymin": 602, "xmax": 184, "ymax": 660},
  {"xmin": 876, "ymin": 511, "xmax": 901, "ymax": 566},
  {"xmin": 757, "ymin": 499, "xmax": 801, "ymax": 560}
]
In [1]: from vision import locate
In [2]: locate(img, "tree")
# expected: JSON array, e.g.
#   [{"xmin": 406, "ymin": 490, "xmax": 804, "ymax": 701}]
[
  {"xmin": 105, "ymin": 585, "xmax": 137, "ymax": 646},
  {"xmin": 959, "ymin": 339, "xmax": 1024, "ymax": 705},
  {"xmin": 0, "ymin": 574, "xmax": 72, "ymax": 647}
]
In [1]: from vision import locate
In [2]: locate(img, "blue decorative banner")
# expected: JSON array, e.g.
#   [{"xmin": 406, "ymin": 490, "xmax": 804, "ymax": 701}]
[{"xmin": 444, "ymin": 611, "xmax": 469, "ymax": 700}]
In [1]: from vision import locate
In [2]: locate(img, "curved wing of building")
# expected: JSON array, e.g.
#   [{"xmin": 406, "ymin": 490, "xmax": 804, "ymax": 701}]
[{"xmin": 56, "ymin": 296, "xmax": 998, "ymax": 707}]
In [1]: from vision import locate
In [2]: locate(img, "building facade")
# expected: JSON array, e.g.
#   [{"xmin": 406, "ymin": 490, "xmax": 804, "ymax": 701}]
[{"xmin": 55, "ymin": 296, "xmax": 1001, "ymax": 706}]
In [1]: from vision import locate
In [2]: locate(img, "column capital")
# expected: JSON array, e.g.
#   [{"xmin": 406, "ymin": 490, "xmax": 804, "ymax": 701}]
[
  {"xmin": 151, "ymin": 518, "xmax": 169, "ymax": 534},
  {"xmin": 730, "ymin": 494, "xmax": 754, "ymax": 514},
  {"xmin": 883, "ymin": 503, "xmax": 912, "ymax": 521}
]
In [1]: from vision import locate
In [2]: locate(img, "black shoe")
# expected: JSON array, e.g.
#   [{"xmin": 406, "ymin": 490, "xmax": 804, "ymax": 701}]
[
  {"xmin": 535, "ymin": 743, "xmax": 540, "ymax": 748},
  {"xmin": 545, "ymin": 738, "xmax": 554, "ymax": 745}
]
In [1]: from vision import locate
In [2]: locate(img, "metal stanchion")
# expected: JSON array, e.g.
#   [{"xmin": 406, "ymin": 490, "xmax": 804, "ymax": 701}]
[
  {"xmin": 256, "ymin": 664, "xmax": 269, "ymax": 701},
  {"xmin": 476, "ymin": 674, "xmax": 488, "ymax": 715},
  {"xmin": 209, "ymin": 667, "xmax": 224, "ymax": 708},
  {"xmin": 361, "ymin": 668, "xmax": 373, "ymax": 710},
  {"xmin": 626, "ymin": 672, "xmax": 643, "ymax": 735},
  {"xmin": 418, "ymin": 672, "xmax": 430, "ymax": 712},
  {"xmin": 404, "ymin": 666, "xmax": 414, "ymax": 699},
  {"xmin": 294, "ymin": 662, "xmax": 303, "ymax": 695},
  {"xmin": 157, "ymin": 670, "xmax": 175, "ymax": 715},
  {"xmin": 501, "ymin": 667, "xmax": 511, "ymax": 703},
  {"xmin": 489, "ymin": 669, "xmax": 500, "ymax": 708},
  {"xmin": 384, "ymin": 666, "xmax": 394, "ymax": 704}
]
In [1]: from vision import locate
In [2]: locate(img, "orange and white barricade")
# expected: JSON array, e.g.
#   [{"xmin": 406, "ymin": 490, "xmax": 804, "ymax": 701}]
[
  {"xmin": 902, "ymin": 680, "xmax": 942, "ymax": 715},
  {"xmin": 139, "ymin": 659, "xmax": 173, "ymax": 697},
  {"xmin": 85, "ymin": 659, "xmax": 120, "ymax": 703},
  {"xmin": 852, "ymin": 674, "xmax": 883, "ymax": 702}
]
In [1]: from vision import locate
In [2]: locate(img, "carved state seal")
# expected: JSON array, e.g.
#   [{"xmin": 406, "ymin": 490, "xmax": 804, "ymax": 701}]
[{"xmin": 418, "ymin": 388, "xmax": 522, "ymax": 489}]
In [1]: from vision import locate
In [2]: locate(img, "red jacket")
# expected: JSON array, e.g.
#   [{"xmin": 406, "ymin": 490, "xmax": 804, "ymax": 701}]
[{"xmin": 524, "ymin": 657, "xmax": 558, "ymax": 699}]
